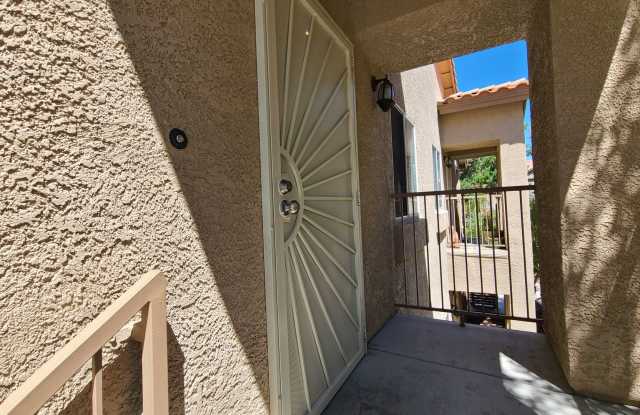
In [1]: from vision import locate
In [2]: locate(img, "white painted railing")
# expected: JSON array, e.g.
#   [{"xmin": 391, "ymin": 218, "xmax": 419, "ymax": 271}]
[{"xmin": 0, "ymin": 270, "xmax": 169, "ymax": 415}]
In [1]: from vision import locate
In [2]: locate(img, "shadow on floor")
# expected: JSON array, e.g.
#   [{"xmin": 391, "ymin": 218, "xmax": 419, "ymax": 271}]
[{"xmin": 323, "ymin": 314, "xmax": 639, "ymax": 415}]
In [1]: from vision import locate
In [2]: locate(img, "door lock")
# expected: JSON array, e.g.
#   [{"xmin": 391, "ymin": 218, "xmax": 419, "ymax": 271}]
[
  {"xmin": 280, "ymin": 200, "xmax": 300, "ymax": 217},
  {"xmin": 279, "ymin": 179, "xmax": 293, "ymax": 195}
]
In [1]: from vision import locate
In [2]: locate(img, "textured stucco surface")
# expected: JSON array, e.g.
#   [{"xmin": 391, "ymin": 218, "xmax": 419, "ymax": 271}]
[
  {"xmin": 344, "ymin": 0, "xmax": 534, "ymax": 75},
  {"xmin": 542, "ymin": 0, "xmax": 640, "ymax": 404},
  {"xmin": 526, "ymin": 0, "xmax": 566, "ymax": 387},
  {"xmin": 439, "ymin": 102, "xmax": 525, "ymax": 153},
  {"xmin": 0, "ymin": 0, "xmax": 269, "ymax": 413},
  {"xmin": 351, "ymin": 50, "xmax": 397, "ymax": 337}
]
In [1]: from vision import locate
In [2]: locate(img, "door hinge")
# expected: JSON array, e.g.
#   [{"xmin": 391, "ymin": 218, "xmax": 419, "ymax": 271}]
[{"xmin": 356, "ymin": 191, "xmax": 361, "ymax": 206}]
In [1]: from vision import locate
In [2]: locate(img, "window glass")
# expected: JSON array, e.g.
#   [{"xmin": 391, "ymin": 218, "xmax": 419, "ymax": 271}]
[
  {"xmin": 432, "ymin": 146, "xmax": 444, "ymax": 210},
  {"xmin": 392, "ymin": 107, "xmax": 419, "ymax": 216},
  {"xmin": 405, "ymin": 120, "xmax": 418, "ymax": 193},
  {"xmin": 391, "ymin": 107, "xmax": 407, "ymax": 216}
]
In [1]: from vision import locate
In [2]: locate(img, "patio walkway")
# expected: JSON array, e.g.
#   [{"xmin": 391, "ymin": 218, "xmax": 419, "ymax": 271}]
[{"xmin": 323, "ymin": 314, "xmax": 638, "ymax": 415}]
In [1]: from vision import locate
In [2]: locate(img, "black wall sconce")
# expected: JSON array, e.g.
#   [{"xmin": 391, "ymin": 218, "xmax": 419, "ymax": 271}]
[
  {"xmin": 169, "ymin": 128, "xmax": 188, "ymax": 150},
  {"xmin": 371, "ymin": 76, "xmax": 395, "ymax": 112}
]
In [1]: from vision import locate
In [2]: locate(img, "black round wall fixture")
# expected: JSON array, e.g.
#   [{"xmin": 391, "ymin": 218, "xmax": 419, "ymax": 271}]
[{"xmin": 169, "ymin": 128, "xmax": 188, "ymax": 149}]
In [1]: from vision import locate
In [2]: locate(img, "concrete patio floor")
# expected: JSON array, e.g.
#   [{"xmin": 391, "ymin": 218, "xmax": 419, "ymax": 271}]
[{"xmin": 324, "ymin": 314, "xmax": 639, "ymax": 415}]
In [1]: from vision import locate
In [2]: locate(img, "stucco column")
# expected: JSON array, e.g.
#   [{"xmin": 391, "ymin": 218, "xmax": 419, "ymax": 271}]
[
  {"xmin": 499, "ymin": 138, "xmax": 536, "ymax": 332},
  {"xmin": 536, "ymin": 0, "xmax": 640, "ymax": 404}
]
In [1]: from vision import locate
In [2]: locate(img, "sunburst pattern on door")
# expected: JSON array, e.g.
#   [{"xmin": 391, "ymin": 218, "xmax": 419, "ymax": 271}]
[{"xmin": 275, "ymin": 0, "xmax": 363, "ymax": 413}]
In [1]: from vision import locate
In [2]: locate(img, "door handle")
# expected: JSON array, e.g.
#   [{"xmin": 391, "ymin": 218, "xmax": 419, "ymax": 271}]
[{"xmin": 280, "ymin": 200, "xmax": 300, "ymax": 217}]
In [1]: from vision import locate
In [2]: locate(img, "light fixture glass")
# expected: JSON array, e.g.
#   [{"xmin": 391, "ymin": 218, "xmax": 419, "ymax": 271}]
[{"xmin": 371, "ymin": 76, "xmax": 395, "ymax": 112}]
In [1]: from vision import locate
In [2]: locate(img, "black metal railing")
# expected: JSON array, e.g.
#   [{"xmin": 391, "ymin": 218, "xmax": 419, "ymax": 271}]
[{"xmin": 392, "ymin": 185, "xmax": 541, "ymax": 329}]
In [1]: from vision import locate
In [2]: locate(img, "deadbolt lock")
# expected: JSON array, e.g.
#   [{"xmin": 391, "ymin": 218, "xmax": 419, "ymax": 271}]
[
  {"xmin": 279, "ymin": 179, "xmax": 293, "ymax": 195},
  {"xmin": 280, "ymin": 200, "xmax": 300, "ymax": 217}
]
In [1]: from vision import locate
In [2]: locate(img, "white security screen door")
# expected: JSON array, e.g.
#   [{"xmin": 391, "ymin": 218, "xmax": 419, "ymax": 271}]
[{"xmin": 260, "ymin": 0, "xmax": 365, "ymax": 413}]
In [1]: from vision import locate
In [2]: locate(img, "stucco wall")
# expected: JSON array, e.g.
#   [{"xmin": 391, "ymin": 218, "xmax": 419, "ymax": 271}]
[
  {"xmin": 527, "ymin": 0, "xmax": 565, "ymax": 378},
  {"xmin": 392, "ymin": 66, "xmax": 444, "ymax": 193},
  {"xmin": 345, "ymin": 0, "xmax": 534, "ymax": 74},
  {"xmin": 542, "ymin": 0, "xmax": 640, "ymax": 404},
  {"xmin": 0, "ymin": 1, "xmax": 268, "ymax": 413},
  {"xmin": 439, "ymin": 102, "xmax": 524, "ymax": 151},
  {"xmin": 352, "ymin": 51, "xmax": 398, "ymax": 338}
]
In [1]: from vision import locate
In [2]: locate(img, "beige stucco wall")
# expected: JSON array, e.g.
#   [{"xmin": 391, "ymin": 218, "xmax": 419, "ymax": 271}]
[
  {"xmin": 439, "ymin": 101, "xmax": 536, "ymax": 332},
  {"xmin": 391, "ymin": 66, "xmax": 444, "ymax": 194},
  {"xmin": 439, "ymin": 102, "xmax": 524, "ymax": 150},
  {"xmin": 0, "ymin": 1, "xmax": 268, "ymax": 413},
  {"xmin": 439, "ymin": 101, "xmax": 530, "ymax": 190},
  {"xmin": 333, "ymin": 0, "xmax": 535, "ymax": 75},
  {"xmin": 390, "ymin": 66, "xmax": 452, "ymax": 317},
  {"xmin": 352, "ymin": 51, "xmax": 398, "ymax": 338},
  {"xmin": 538, "ymin": 0, "xmax": 640, "ymax": 404}
]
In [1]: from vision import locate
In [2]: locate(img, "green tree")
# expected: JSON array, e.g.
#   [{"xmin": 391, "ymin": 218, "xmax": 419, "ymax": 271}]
[{"xmin": 459, "ymin": 156, "xmax": 497, "ymax": 189}]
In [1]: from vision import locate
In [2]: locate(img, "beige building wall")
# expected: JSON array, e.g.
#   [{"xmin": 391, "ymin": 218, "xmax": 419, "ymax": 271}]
[
  {"xmin": 438, "ymin": 102, "xmax": 530, "ymax": 191},
  {"xmin": 0, "ymin": 1, "xmax": 269, "ymax": 413},
  {"xmin": 538, "ymin": 0, "xmax": 640, "ymax": 404},
  {"xmin": 391, "ymin": 66, "xmax": 452, "ymax": 317},
  {"xmin": 439, "ymin": 101, "xmax": 535, "ymax": 332},
  {"xmin": 328, "ymin": 0, "xmax": 535, "ymax": 76}
]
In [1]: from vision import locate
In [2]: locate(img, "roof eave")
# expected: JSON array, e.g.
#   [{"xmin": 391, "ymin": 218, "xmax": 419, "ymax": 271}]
[{"xmin": 438, "ymin": 85, "xmax": 529, "ymax": 115}]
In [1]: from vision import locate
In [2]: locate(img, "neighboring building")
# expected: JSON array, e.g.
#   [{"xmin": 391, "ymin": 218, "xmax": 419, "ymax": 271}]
[
  {"xmin": 388, "ymin": 62, "xmax": 453, "ymax": 320},
  {"xmin": 391, "ymin": 65, "xmax": 535, "ymax": 331}
]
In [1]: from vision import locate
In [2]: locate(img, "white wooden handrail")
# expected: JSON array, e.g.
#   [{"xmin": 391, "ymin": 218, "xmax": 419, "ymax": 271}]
[{"xmin": 0, "ymin": 270, "xmax": 169, "ymax": 415}]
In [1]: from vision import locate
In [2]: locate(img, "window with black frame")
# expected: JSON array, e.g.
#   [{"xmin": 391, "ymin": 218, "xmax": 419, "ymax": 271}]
[{"xmin": 391, "ymin": 107, "xmax": 408, "ymax": 216}]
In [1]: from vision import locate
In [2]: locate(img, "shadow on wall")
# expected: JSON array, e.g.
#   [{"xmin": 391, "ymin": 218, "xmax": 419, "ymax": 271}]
[
  {"xmin": 560, "ymin": 0, "xmax": 640, "ymax": 401},
  {"xmin": 530, "ymin": 0, "xmax": 640, "ymax": 402},
  {"xmin": 59, "ymin": 325, "xmax": 185, "ymax": 414},
  {"xmin": 59, "ymin": 341, "xmax": 142, "ymax": 414},
  {"xmin": 107, "ymin": 0, "xmax": 269, "ymax": 407}
]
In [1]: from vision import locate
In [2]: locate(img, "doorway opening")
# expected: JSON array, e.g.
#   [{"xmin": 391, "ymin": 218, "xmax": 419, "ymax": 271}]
[{"xmin": 388, "ymin": 40, "xmax": 541, "ymax": 333}]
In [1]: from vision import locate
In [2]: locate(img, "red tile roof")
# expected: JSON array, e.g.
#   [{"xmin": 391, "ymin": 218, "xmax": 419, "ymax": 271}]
[{"xmin": 441, "ymin": 78, "xmax": 529, "ymax": 105}]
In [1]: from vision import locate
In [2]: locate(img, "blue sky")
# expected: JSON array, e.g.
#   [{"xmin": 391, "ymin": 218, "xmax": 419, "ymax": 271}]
[{"xmin": 452, "ymin": 40, "xmax": 532, "ymax": 159}]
